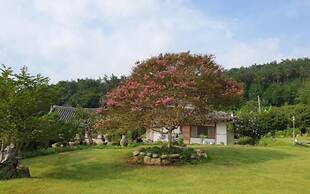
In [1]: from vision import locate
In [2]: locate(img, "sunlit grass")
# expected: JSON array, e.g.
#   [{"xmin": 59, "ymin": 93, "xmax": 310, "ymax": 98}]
[{"xmin": 1, "ymin": 145, "xmax": 310, "ymax": 194}]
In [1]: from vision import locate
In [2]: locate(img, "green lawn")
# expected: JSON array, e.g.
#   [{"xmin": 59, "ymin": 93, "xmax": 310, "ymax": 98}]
[{"xmin": 1, "ymin": 145, "xmax": 310, "ymax": 194}]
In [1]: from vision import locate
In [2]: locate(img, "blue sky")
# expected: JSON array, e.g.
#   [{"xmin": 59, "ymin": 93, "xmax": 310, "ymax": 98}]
[{"xmin": 0, "ymin": 0, "xmax": 309, "ymax": 82}]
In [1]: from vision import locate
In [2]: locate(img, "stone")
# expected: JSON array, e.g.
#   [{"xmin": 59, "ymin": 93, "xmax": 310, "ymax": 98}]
[
  {"xmin": 0, "ymin": 144, "xmax": 30, "ymax": 180},
  {"xmin": 152, "ymin": 153, "xmax": 159, "ymax": 158},
  {"xmin": 68, "ymin": 142, "xmax": 76, "ymax": 147},
  {"xmin": 150, "ymin": 158, "xmax": 161, "ymax": 165},
  {"xmin": 169, "ymin": 154, "xmax": 180, "ymax": 159},
  {"xmin": 146, "ymin": 152, "xmax": 152, "ymax": 157},
  {"xmin": 191, "ymin": 153, "xmax": 198, "ymax": 159},
  {"xmin": 139, "ymin": 152, "xmax": 145, "ymax": 156},
  {"xmin": 133, "ymin": 151, "xmax": 140, "ymax": 156},
  {"xmin": 103, "ymin": 134, "xmax": 111, "ymax": 143},
  {"xmin": 161, "ymin": 159, "xmax": 170, "ymax": 165},
  {"xmin": 143, "ymin": 156, "xmax": 151, "ymax": 164},
  {"xmin": 128, "ymin": 156, "xmax": 142, "ymax": 165},
  {"xmin": 120, "ymin": 135, "xmax": 128, "ymax": 147},
  {"xmin": 52, "ymin": 142, "xmax": 61, "ymax": 148},
  {"xmin": 160, "ymin": 154, "xmax": 168, "ymax": 159}
]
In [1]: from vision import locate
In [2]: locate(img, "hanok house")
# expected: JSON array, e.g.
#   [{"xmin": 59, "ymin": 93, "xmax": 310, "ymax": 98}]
[
  {"xmin": 145, "ymin": 111, "xmax": 234, "ymax": 145},
  {"xmin": 49, "ymin": 105, "xmax": 104, "ymax": 144}
]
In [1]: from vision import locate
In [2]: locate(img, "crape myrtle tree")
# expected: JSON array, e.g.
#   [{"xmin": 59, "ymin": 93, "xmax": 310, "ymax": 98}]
[{"xmin": 97, "ymin": 53, "xmax": 243, "ymax": 148}]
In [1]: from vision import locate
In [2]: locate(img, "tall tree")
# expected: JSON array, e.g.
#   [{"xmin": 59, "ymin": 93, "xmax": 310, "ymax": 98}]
[
  {"xmin": 97, "ymin": 53, "xmax": 243, "ymax": 147},
  {"xmin": 0, "ymin": 65, "xmax": 59, "ymax": 151}
]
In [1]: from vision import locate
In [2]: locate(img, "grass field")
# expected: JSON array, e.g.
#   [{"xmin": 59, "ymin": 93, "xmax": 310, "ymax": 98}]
[{"xmin": 1, "ymin": 144, "xmax": 310, "ymax": 194}]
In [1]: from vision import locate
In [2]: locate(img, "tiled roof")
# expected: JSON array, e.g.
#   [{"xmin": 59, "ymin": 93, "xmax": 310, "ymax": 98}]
[
  {"xmin": 205, "ymin": 111, "xmax": 232, "ymax": 121},
  {"xmin": 49, "ymin": 105, "xmax": 97, "ymax": 122}
]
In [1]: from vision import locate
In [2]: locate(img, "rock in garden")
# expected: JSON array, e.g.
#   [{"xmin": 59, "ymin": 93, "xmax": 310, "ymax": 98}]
[
  {"xmin": 52, "ymin": 142, "xmax": 61, "ymax": 148},
  {"xmin": 0, "ymin": 144, "xmax": 30, "ymax": 180},
  {"xmin": 133, "ymin": 151, "xmax": 140, "ymax": 156},
  {"xmin": 139, "ymin": 152, "xmax": 145, "ymax": 156},
  {"xmin": 143, "ymin": 156, "xmax": 151, "ymax": 164},
  {"xmin": 152, "ymin": 153, "xmax": 159, "ymax": 158},
  {"xmin": 150, "ymin": 158, "xmax": 161, "ymax": 165},
  {"xmin": 191, "ymin": 153, "xmax": 198, "ymax": 159},
  {"xmin": 146, "ymin": 152, "xmax": 152, "ymax": 157},
  {"xmin": 68, "ymin": 142, "xmax": 76, "ymax": 147},
  {"xmin": 169, "ymin": 154, "xmax": 180, "ymax": 159},
  {"xmin": 161, "ymin": 159, "xmax": 170, "ymax": 165},
  {"xmin": 160, "ymin": 154, "xmax": 168, "ymax": 159},
  {"xmin": 120, "ymin": 135, "xmax": 128, "ymax": 147},
  {"xmin": 128, "ymin": 156, "xmax": 141, "ymax": 165}
]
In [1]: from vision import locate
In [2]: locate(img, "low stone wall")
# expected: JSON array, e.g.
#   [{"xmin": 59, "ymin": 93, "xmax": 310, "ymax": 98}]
[{"xmin": 128, "ymin": 148, "xmax": 207, "ymax": 166}]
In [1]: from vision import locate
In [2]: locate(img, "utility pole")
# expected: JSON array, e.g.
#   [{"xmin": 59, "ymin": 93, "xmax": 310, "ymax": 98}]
[
  {"xmin": 292, "ymin": 116, "xmax": 295, "ymax": 145},
  {"xmin": 257, "ymin": 95, "xmax": 262, "ymax": 113}
]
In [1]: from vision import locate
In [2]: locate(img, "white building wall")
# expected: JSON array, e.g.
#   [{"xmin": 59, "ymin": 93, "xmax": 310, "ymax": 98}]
[
  {"xmin": 190, "ymin": 138, "xmax": 216, "ymax": 144},
  {"xmin": 146, "ymin": 127, "xmax": 181, "ymax": 142},
  {"xmin": 216, "ymin": 122, "xmax": 227, "ymax": 145}
]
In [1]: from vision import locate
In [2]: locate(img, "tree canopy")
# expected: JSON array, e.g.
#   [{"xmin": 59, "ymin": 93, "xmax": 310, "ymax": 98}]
[
  {"xmin": 97, "ymin": 53, "xmax": 243, "ymax": 147},
  {"xmin": 0, "ymin": 66, "xmax": 62, "ymax": 150}
]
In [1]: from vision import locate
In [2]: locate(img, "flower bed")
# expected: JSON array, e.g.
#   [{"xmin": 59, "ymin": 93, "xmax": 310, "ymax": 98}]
[{"xmin": 128, "ymin": 146, "xmax": 207, "ymax": 166}]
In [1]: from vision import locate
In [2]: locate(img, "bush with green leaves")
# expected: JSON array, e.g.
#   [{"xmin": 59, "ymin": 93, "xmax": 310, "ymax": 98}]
[
  {"xmin": 235, "ymin": 108, "xmax": 289, "ymax": 143},
  {"xmin": 0, "ymin": 65, "xmax": 62, "ymax": 152},
  {"xmin": 237, "ymin": 136, "xmax": 255, "ymax": 145}
]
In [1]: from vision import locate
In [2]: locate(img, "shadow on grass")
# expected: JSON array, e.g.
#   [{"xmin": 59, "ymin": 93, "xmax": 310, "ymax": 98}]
[
  {"xmin": 36, "ymin": 146, "xmax": 294, "ymax": 180},
  {"xmin": 40, "ymin": 161, "xmax": 137, "ymax": 181},
  {"xmin": 204, "ymin": 146, "xmax": 294, "ymax": 166}
]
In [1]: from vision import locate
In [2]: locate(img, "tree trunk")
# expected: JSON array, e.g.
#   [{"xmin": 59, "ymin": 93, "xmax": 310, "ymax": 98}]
[{"xmin": 168, "ymin": 128, "xmax": 173, "ymax": 148}]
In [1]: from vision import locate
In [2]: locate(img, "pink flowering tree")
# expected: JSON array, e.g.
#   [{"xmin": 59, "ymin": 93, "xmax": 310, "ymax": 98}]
[{"xmin": 97, "ymin": 52, "xmax": 243, "ymax": 147}]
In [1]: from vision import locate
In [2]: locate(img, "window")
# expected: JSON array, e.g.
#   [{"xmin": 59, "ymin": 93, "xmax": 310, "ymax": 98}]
[{"xmin": 190, "ymin": 125, "xmax": 216, "ymax": 139}]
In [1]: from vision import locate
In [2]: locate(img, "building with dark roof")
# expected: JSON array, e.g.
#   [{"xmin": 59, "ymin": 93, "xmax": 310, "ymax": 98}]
[{"xmin": 49, "ymin": 105, "xmax": 97, "ymax": 122}]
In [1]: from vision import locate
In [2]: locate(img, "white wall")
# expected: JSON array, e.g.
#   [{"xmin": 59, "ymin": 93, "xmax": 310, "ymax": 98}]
[
  {"xmin": 190, "ymin": 138, "xmax": 215, "ymax": 144},
  {"xmin": 146, "ymin": 127, "xmax": 181, "ymax": 142},
  {"xmin": 216, "ymin": 122, "xmax": 227, "ymax": 145}
]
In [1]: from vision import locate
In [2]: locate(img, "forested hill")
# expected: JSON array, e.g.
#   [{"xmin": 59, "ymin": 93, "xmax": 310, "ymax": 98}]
[
  {"xmin": 225, "ymin": 58, "xmax": 310, "ymax": 106},
  {"xmin": 56, "ymin": 75, "xmax": 126, "ymax": 108},
  {"xmin": 55, "ymin": 58, "xmax": 310, "ymax": 108}
]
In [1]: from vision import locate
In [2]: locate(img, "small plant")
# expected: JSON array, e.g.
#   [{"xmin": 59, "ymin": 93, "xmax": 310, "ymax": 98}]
[{"xmin": 237, "ymin": 136, "xmax": 255, "ymax": 145}]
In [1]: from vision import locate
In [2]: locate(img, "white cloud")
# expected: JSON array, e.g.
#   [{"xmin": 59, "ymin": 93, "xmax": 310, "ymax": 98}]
[
  {"xmin": 0, "ymin": 0, "xmax": 306, "ymax": 82},
  {"xmin": 217, "ymin": 38, "xmax": 284, "ymax": 69}
]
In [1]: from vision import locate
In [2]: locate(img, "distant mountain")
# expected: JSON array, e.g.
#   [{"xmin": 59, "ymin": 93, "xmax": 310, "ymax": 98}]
[{"xmin": 225, "ymin": 58, "xmax": 310, "ymax": 106}]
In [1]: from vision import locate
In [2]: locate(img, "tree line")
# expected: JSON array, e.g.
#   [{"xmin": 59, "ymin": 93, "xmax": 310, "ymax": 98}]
[{"xmin": 225, "ymin": 58, "xmax": 310, "ymax": 106}]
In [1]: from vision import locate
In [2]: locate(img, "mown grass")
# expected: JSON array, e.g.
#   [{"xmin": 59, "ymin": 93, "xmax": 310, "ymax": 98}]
[{"xmin": 0, "ymin": 145, "xmax": 310, "ymax": 194}]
